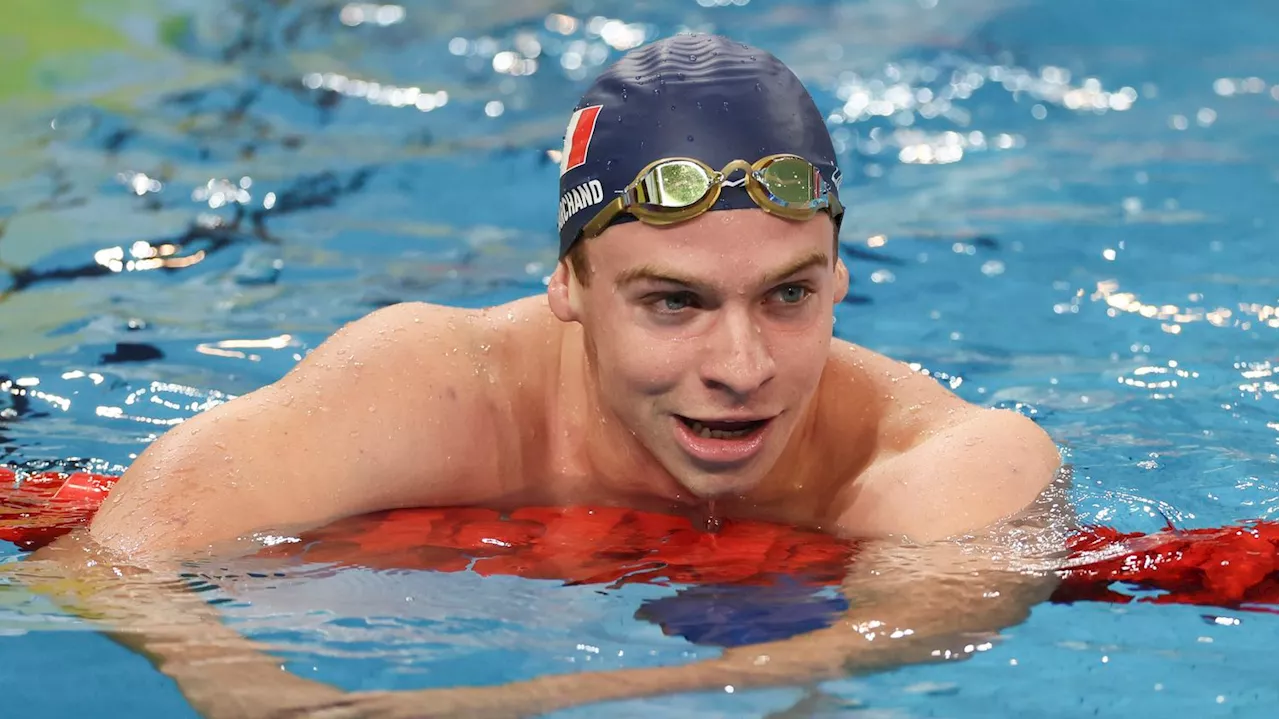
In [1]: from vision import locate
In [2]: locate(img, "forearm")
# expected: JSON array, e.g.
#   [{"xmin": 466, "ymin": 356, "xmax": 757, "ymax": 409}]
[
  {"xmin": 437, "ymin": 566, "xmax": 1059, "ymax": 716},
  {"xmin": 23, "ymin": 534, "xmax": 343, "ymax": 719},
  {"xmin": 371, "ymin": 589, "xmax": 1040, "ymax": 719}
]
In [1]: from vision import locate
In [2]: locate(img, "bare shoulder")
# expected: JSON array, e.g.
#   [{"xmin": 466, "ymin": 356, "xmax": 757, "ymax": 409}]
[
  {"xmin": 293, "ymin": 298, "xmax": 553, "ymax": 463},
  {"xmin": 823, "ymin": 339, "xmax": 973, "ymax": 449},
  {"xmin": 826, "ymin": 339, "xmax": 1061, "ymax": 541},
  {"xmin": 292, "ymin": 297, "xmax": 552, "ymax": 394},
  {"xmin": 277, "ymin": 301, "xmax": 492, "ymax": 416},
  {"xmin": 90, "ymin": 300, "xmax": 544, "ymax": 554}
]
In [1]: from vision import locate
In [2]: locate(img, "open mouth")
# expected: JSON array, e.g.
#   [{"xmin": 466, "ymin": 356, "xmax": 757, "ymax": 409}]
[{"xmin": 676, "ymin": 415, "xmax": 770, "ymax": 439}]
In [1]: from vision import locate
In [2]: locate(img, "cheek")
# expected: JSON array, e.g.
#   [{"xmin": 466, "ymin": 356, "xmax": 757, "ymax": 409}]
[
  {"xmin": 610, "ymin": 337, "xmax": 690, "ymax": 392},
  {"xmin": 594, "ymin": 330, "xmax": 705, "ymax": 401},
  {"xmin": 771, "ymin": 326, "xmax": 831, "ymax": 385}
]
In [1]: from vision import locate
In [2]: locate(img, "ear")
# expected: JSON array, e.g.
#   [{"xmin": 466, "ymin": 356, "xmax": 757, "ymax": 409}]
[
  {"xmin": 547, "ymin": 260, "xmax": 582, "ymax": 322},
  {"xmin": 832, "ymin": 256, "xmax": 849, "ymax": 305}
]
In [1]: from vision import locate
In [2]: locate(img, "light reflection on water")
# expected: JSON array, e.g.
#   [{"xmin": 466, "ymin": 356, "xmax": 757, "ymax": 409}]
[{"xmin": 0, "ymin": 0, "xmax": 1276, "ymax": 716}]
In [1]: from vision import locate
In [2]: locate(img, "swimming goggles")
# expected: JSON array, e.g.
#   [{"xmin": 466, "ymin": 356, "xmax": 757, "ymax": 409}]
[{"xmin": 578, "ymin": 154, "xmax": 843, "ymax": 241}]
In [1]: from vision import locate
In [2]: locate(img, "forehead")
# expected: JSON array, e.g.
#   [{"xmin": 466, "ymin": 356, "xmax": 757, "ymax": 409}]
[{"xmin": 587, "ymin": 209, "xmax": 833, "ymax": 281}]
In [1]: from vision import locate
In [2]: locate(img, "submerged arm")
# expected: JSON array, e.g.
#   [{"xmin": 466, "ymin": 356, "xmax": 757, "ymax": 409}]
[
  {"xmin": 19, "ymin": 533, "xmax": 348, "ymax": 719},
  {"xmin": 302, "ymin": 506, "xmax": 1067, "ymax": 719},
  {"xmin": 15, "ymin": 484, "xmax": 1068, "ymax": 719}
]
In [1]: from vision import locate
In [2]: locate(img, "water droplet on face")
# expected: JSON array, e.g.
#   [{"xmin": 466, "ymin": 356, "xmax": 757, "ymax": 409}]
[
  {"xmin": 722, "ymin": 101, "xmax": 730, "ymax": 111},
  {"xmin": 754, "ymin": 83, "xmax": 762, "ymax": 92},
  {"xmin": 670, "ymin": 104, "xmax": 676, "ymax": 111},
  {"xmin": 687, "ymin": 135, "xmax": 694, "ymax": 142}
]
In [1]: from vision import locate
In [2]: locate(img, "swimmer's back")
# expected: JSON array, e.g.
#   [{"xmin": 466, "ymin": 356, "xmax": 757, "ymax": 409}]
[{"xmin": 89, "ymin": 300, "xmax": 550, "ymax": 557}]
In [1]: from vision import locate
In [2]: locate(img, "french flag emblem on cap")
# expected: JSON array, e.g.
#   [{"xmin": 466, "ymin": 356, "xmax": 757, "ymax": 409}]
[{"xmin": 559, "ymin": 105, "xmax": 603, "ymax": 176}]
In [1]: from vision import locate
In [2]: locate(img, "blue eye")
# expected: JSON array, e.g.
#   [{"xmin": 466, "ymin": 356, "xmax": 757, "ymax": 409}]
[
  {"xmin": 775, "ymin": 284, "xmax": 810, "ymax": 304},
  {"xmin": 654, "ymin": 292, "xmax": 697, "ymax": 313},
  {"xmin": 663, "ymin": 294, "xmax": 692, "ymax": 311}
]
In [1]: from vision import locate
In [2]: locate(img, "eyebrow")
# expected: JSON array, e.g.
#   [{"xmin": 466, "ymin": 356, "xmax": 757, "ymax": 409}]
[{"xmin": 615, "ymin": 251, "xmax": 830, "ymax": 292}]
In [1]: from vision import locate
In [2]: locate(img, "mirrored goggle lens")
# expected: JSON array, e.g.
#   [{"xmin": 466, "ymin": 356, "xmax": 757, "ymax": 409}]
[
  {"xmin": 634, "ymin": 161, "xmax": 713, "ymax": 209},
  {"xmin": 757, "ymin": 157, "xmax": 822, "ymax": 206}
]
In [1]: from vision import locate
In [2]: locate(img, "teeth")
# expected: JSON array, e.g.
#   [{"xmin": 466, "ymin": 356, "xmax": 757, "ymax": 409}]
[{"xmin": 687, "ymin": 420, "xmax": 754, "ymax": 439}]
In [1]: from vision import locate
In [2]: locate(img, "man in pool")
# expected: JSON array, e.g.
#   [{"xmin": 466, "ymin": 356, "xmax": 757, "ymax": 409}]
[{"xmin": 32, "ymin": 34, "xmax": 1065, "ymax": 718}]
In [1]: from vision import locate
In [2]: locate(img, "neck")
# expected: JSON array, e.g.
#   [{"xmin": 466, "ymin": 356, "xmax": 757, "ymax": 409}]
[
  {"xmin": 717, "ymin": 363, "xmax": 856, "ymax": 529},
  {"xmin": 723, "ymin": 391, "xmax": 827, "ymax": 517}
]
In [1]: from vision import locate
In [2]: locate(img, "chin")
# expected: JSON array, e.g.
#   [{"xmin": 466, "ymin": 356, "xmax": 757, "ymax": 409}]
[{"xmin": 671, "ymin": 466, "xmax": 768, "ymax": 500}]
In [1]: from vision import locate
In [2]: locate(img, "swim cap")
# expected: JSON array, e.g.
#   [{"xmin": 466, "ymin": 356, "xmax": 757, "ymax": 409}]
[{"xmin": 556, "ymin": 34, "xmax": 843, "ymax": 258}]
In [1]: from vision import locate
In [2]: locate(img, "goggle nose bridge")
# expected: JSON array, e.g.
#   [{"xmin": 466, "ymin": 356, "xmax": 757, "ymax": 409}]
[{"xmin": 718, "ymin": 159, "xmax": 755, "ymax": 188}]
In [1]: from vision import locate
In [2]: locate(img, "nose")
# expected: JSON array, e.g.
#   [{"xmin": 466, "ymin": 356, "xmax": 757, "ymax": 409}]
[{"xmin": 700, "ymin": 307, "xmax": 776, "ymax": 399}]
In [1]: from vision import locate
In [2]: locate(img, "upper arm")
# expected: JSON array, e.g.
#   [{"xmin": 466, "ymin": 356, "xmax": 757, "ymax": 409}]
[{"xmin": 89, "ymin": 302, "xmax": 509, "ymax": 556}]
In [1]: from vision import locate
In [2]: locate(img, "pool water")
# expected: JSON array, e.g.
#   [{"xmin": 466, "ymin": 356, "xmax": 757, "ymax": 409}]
[{"xmin": 1, "ymin": 0, "xmax": 1276, "ymax": 716}]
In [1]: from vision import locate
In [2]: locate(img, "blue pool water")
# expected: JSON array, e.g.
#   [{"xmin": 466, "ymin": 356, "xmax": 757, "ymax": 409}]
[{"xmin": 1, "ymin": 0, "xmax": 1276, "ymax": 716}]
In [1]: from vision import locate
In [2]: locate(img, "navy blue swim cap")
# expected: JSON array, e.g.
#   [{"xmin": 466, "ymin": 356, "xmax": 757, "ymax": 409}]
[{"xmin": 556, "ymin": 34, "xmax": 843, "ymax": 258}]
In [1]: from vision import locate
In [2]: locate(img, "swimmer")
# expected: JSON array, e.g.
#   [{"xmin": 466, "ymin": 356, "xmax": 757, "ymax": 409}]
[{"xmin": 27, "ymin": 34, "xmax": 1065, "ymax": 717}]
